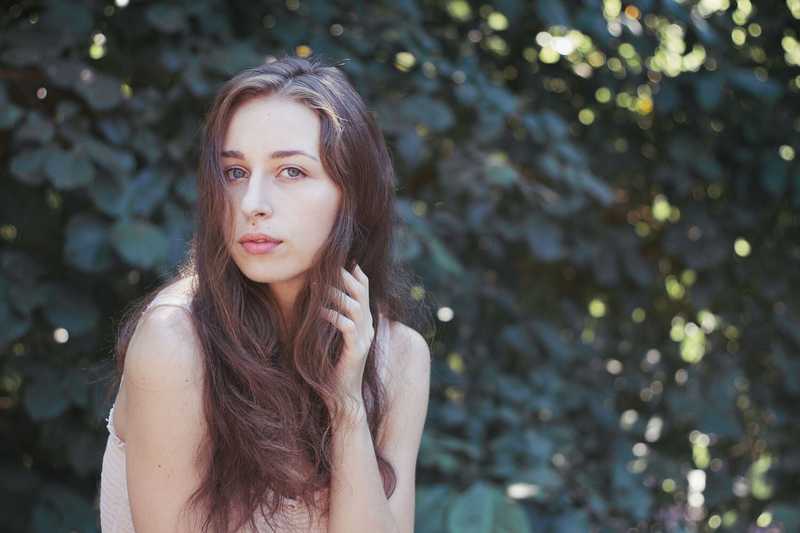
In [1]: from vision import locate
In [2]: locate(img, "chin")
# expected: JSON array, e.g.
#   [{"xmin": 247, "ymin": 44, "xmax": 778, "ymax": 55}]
[{"xmin": 235, "ymin": 258, "xmax": 301, "ymax": 284}]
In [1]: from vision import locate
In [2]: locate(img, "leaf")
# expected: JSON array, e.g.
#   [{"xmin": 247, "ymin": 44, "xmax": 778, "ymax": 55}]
[
  {"xmin": 174, "ymin": 173, "xmax": 198, "ymax": 204},
  {"xmin": 0, "ymin": 29, "xmax": 65, "ymax": 67},
  {"xmin": 202, "ymin": 40, "xmax": 266, "ymax": 77},
  {"xmin": 481, "ymin": 84, "xmax": 517, "ymax": 115},
  {"xmin": 10, "ymin": 148, "xmax": 48, "ymax": 186},
  {"xmin": 183, "ymin": 57, "xmax": 212, "ymax": 97},
  {"xmin": 727, "ymin": 68, "xmax": 783, "ymax": 101},
  {"xmin": 531, "ymin": 320, "xmax": 571, "ymax": 361},
  {"xmin": 88, "ymin": 174, "xmax": 128, "ymax": 217},
  {"xmin": 43, "ymin": 147, "xmax": 95, "ymax": 190},
  {"xmin": 474, "ymin": 109, "xmax": 506, "ymax": 143},
  {"xmin": 162, "ymin": 200, "xmax": 195, "ymax": 268},
  {"xmin": 485, "ymin": 162, "xmax": 519, "ymax": 188},
  {"xmin": 44, "ymin": 59, "xmax": 89, "ymax": 90},
  {"xmin": 492, "ymin": 490, "xmax": 532, "ymax": 533},
  {"xmin": 427, "ymin": 235, "xmax": 465, "ymax": 277},
  {"xmin": 578, "ymin": 169, "xmax": 614, "ymax": 206},
  {"xmin": 516, "ymin": 463, "xmax": 565, "ymax": 498},
  {"xmin": 499, "ymin": 324, "xmax": 534, "ymax": 354},
  {"xmin": 126, "ymin": 168, "xmax": 172, "ymax": 217},
  {"xmin": 539, "ymin": 110, "xmax": 569, "ymax": 139},
  {"xmin": 416, "ymin": 485, "xmax": 452, "ymax": 533},
  {"xmin": 55, "ymin": 100, "xmax": 80, "ymax": 123},
  {"xmin": 14, "ymin": 110, "xmax": 54, "ymax": 143},
  {"xmin": 400, "ymin": 94, "xmax": 455, "ymax": 132},
  {"xmin": 552, "ymin": 509, "xmax": 591, "ymax": 533},
  {"xmin": 0, "ymin": 101, "xmax": 23, "ymax": 129},
  {"xmin": 97, "ymin": 115, "xmax": 132, "ymax": 145},
  {"xmin": 396, "ymin": 130, "xmax": 429, "ymax": 170},
  {"xmin": 39, "ymin": 0, "xmax": 93, "ymax": 39},
  {"xmin": 447, "ymin": 481, "xmax": 531, "ymax": 533},
  {"xmin": 83, "ymin": 137, "xmax": 136, "ymax": 176},
  {"xmin": 64, "ymin": 213, "xmax": 114, "ymax": 273},
  {"xmin": 523, "ymin": 430, "xmax": 556, "ymax": 462},
  {"xmin": 525, "ymin": 216, "xmax": 564, "ymax": 261},
  {"xmin": 447, "ymin": 481, "xmax": 494, "ymax": 533},
  {"xmin": 110, "ymin": 220, "xmax": 169, "ymax": 269},
  {"xmin": 74, "ymin": 72, "xmax": 124, "ymax": 111}
]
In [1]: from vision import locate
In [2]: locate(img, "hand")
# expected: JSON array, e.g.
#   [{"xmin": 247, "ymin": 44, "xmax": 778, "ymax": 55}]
[{"xmin": 319, "ymin": 263, "xmax": 374, "ymax": 414}]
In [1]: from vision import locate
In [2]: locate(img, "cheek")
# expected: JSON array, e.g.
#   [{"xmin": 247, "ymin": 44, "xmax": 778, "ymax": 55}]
[
  {"xmin": 312, "ymin": 192, "xmax": 340, "ymax": 237},
  {"xmin": 309, "ymin": 184, "xmax": 341, "ymax": 220}
]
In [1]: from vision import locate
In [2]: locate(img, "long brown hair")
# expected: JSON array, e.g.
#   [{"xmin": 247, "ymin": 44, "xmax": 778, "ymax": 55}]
[{"xmin": 106, "ymin": 54, "xmax": 434, "ymax": 532}]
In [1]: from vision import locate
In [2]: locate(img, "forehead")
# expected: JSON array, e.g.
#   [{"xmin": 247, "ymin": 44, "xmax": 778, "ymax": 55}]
[{"xmin": 223, "ymin": 95, "xmax": 320, "ymax": 155}]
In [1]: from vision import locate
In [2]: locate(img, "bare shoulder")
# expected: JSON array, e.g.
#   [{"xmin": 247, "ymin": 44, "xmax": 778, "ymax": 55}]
[
  {"xmin": 161, "ymin": 274, "xmax": 197, "ymax": 300},
  {"xmin": 388, "ymin": 321, "xmax": 429, "ymax": 360},
  {"xmin": 384, "ymin": 319, "xmax": 431, "ymax": 396},
  {"xmin": 147, "ymin": 274, "xmax": 197, "ymax": 310},
  {"xmin": 124, "ymin": 303, "xmax": 204, "ymax": 392},
  {"xmin": 376, "ymin": 319, "xmax": 431, "ymax": 452},
  {"xmin": 122, "ymin": 300, "xmax": 210, "ymax": 532}
]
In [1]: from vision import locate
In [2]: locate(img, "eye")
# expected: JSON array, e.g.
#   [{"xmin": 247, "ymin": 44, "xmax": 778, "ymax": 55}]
[
  {"xmin": 223, "ymin": 166, "xmax": 247, "ymax": 181},
  {"xmin": 222, "ymin": 166, "xmax": 308, "ymax": 182},
  {"xmin": 279, "ymin": 166, "xmax": 308, "ymax": 180}
]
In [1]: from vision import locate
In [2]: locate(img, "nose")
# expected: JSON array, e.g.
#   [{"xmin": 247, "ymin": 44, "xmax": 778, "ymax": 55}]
[{"xmin": 239, "ymin": 173, "xmax": 274, "ymax": 221}]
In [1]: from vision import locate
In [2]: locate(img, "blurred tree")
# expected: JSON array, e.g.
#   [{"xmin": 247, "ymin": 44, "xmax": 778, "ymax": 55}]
[{"xmin": 1, "ymin": 0, "xmax": 798, "ymax": 531}]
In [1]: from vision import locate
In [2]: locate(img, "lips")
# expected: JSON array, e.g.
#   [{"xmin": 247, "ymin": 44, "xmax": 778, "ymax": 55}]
[
  {"xmin": 241, "ymin": 240, "xmax": 282, "ymax": 254},
  {"xmin": 239, "ymin": 233, "xmax": 283, "ymax": 244}
]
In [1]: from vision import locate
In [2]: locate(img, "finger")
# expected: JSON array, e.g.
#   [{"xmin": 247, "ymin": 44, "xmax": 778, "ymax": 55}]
[
  {"xmin": 340, "ymin": 266, "xmax": 367, "ymax": 302},
  {"xmin": 320, "ymin": 307, "xmax": 356, "ymax": 337},
  {"xmin": 328, "ymin": 287, "xmax": 360, "ymax": 321},
  {"xmin": 353, "ymin": 264, "xmax": 369, "ymax": 288}
]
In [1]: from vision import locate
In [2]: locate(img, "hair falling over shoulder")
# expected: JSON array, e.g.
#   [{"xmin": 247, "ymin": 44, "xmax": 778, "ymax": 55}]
[{"xmin": 106, "ymin": 53, "xmax": 435, "ymax": 533}]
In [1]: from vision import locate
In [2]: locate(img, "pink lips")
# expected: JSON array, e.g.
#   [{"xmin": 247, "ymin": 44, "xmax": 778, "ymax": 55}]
[
  {"xmin": 241, "ymin": 241, "xmax": 282, "ymax": 254},
  {"xmin": 239, "ymin": 232, "xmax": 283, "ymax": 255}
]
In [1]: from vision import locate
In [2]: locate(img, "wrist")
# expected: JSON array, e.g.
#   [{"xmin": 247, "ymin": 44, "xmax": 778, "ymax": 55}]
[{"xmin": 333, "ymin": 394, "xmax": 366, "ymax": 427}]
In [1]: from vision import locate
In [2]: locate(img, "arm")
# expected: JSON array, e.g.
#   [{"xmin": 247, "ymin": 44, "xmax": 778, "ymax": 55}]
[
  {"xmin": 123, "ymin": 305, "xmax": 209, "ymax": 532},
  {"xmin": 327, "ymin": 324, "xmax": 431, "ymax": 533}
]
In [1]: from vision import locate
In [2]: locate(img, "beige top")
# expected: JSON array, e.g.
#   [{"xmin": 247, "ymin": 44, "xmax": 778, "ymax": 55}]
[{"xmin": 99, "ymin": 289, "xmax": 391, "ymax": 532}]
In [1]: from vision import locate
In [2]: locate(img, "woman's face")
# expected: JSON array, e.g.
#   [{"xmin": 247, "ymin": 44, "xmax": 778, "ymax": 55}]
[{"xmin": 221, "ymin": 95, "xmax": 341, "ymax": 298}]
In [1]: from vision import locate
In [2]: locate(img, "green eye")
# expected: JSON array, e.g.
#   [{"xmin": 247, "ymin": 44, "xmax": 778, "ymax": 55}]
[
  {"xmin": 223, "ymin": 166, "xmax": 308, "ymax": 182},
  {"xmin": 280, "ymin": 166, "xmax": 308, "ymax": 179},
  {"xmin": 224, "ymin": 167, "xmax": 247, "ymax": 181}
]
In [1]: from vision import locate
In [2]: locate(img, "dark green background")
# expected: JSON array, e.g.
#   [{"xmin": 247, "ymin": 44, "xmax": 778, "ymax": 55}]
[{"xmin": 1, "ymin": 0, "xmax": 798, "ymax": 531}]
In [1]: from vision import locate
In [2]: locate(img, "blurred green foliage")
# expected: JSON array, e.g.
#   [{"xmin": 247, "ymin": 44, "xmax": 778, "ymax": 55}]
[{"xmin": 1, "ymin": 0, "xmax": 799, "ymax": 531}]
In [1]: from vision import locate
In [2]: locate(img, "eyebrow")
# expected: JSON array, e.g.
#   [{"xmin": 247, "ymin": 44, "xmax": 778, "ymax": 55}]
[{"xmin": 220, "ymin": 149, "xmax": 319, "ymax": 162}]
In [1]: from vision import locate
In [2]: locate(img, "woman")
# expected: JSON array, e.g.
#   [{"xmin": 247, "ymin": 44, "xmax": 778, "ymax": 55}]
[{"xmin": 99, "ymin": 54, "xmax": 433, "ymax": 533}]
